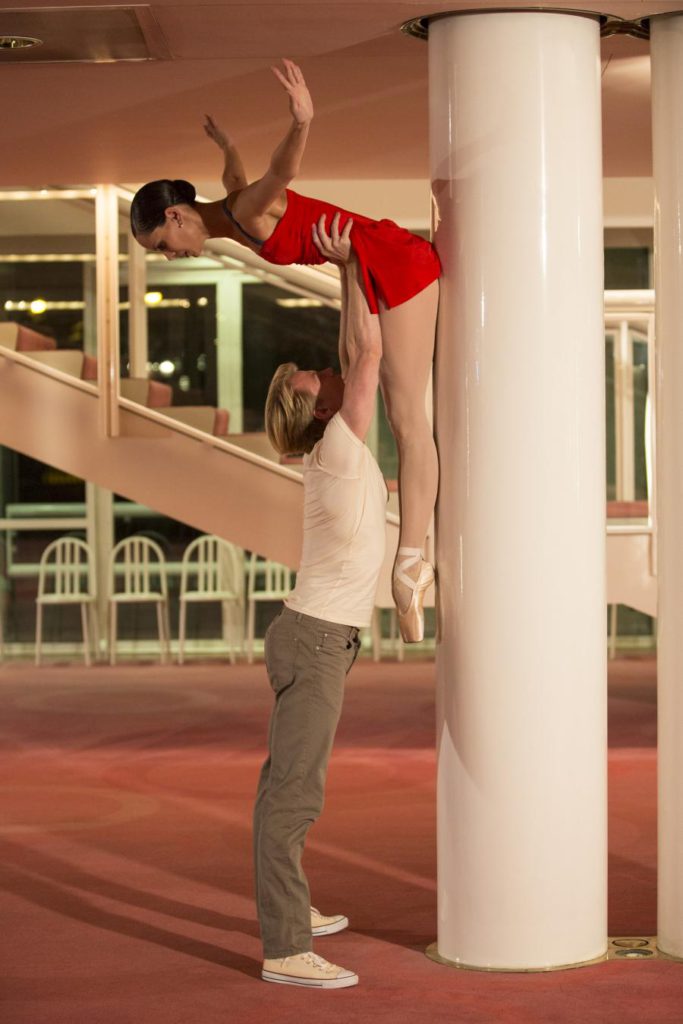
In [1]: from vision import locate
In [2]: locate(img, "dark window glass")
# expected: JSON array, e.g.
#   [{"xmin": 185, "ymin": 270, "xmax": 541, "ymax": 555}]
[
  {"xmin": 241, "ymin": 283, "xmax": 339, "ymax": 432},
  {"xmin": 120, "ymin": 284, "xmax": 218, "ymax": 406},
  {"xmin": 604, "ymin": 248, "xmax": 650, "ymax": 289}
]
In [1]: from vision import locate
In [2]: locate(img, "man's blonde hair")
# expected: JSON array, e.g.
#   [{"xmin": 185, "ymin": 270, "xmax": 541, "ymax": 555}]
[{"xmin": 265, "ymin": 362, "xmax": 326, "ymax": 455}]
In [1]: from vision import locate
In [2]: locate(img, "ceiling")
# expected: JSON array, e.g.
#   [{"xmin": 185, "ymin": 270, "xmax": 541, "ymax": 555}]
[{"xmin": 0, "ymin": 1, "xmax": 674, "ymax": 188}]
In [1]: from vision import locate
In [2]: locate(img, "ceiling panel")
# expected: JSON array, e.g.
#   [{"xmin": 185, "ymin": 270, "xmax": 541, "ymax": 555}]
[
  {"xmin": 0, "ymin": 5, "xmax": 169, "ymax": 62},
  {"xmin": 157, "ymin": 5, "xmax": 411, "ymax": 58},
  {"xmin": 0, "ymin": 1, "xmax": 663, "ymax": 184}
]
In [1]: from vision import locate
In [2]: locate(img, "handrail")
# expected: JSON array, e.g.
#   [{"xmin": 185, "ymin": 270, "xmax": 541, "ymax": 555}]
[
  {"xmin": 115, "ymin": 185, "xmax": 342, "ymax": 307},
  {"xmin": 0, "ymin": 348, "xmax": 402, "ymax": 526},
  {"xmin": 604, "ymin": 289, "xmax": 654, "ymax": 312},
  {"xmin": 0, "ymin": 518, "xmax": 88, "ymax": 531},
  {"xmin": 0, "ymin": 345, "xmax": 98, "ymax": 394},
  {"xmin": 117, "ymin": 394, "xmax": 399, "ymax": 524},
  {"xmin": 606, "ymin": 523, "xmax": 654, "ymax": 535},
  {"xmin": 116, "ymin": 394, "xmax": 304, "ymax": 480},
  {"xmin": 205, "ymin": 239, "xmax": 341, "ymax": 306}
]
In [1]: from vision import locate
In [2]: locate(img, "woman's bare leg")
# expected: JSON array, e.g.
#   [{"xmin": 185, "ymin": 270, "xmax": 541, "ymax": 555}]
[{"xmin": 378, "ymin": 280, "xmax": 439, "ymax": 616}]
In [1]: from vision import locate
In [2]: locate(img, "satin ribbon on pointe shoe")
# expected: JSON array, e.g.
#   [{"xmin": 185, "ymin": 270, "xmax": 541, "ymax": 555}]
[{"xmin": 393, "ymin": 547, "xmax": 435, "ymax": 643}]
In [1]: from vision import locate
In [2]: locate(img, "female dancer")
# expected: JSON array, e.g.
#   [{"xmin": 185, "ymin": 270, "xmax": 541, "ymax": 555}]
[{"xmin": 130, "ymin": 60, "xmax": 440, "ymax": 642}]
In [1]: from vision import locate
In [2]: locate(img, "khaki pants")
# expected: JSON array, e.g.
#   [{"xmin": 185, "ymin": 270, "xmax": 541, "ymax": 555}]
[{"xmin": 253, "ymin": 606, "xmax": 361, "ymax": 958}]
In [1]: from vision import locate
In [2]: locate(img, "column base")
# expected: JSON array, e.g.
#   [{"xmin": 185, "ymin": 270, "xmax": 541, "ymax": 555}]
[
  {"xmin": 656, "ymin": 942, "xmax": 683, "ymax": 964},
  {"xmin": 425, "ymin": 941, "xmax": 608, "ymax": 973}
]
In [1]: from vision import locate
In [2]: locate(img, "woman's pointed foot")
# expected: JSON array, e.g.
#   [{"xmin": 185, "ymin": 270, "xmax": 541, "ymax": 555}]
[{"xmin": 392, "ymin": 548, "xmax": 435, "ymax": 643}]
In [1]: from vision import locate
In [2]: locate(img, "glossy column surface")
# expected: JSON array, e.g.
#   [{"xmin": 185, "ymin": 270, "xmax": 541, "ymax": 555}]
[
  {"xmin": 651, "ymin": 12, "xmax": 683, "ymax": 962},
  {"xmin": 95, "ymin": 185, "xmax": 120, "ymax": 438},
  {"xmin": 430, "ymin": 11, "xmax": 607, "ymax": 969}
]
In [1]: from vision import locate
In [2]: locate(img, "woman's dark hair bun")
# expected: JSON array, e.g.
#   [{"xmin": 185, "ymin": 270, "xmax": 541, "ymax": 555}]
[
  {"xmin": 130, "ymin": 178, "xmax": 198, "ymax": 237},
  {"xmin": 172, "ymin": 179, "xmax": 196, "ymax": 203}
]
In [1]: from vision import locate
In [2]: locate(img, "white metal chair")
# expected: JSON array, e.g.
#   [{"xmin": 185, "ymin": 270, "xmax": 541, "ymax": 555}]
[
  {"xmin": 35, "ymin": 537, "xmax": 98, "ymax": 666},
  {"xmin": 246, "ymin": 553, "xmax": 293, "ymax": 664},
  {"xmin": 0, "ymin": 584, "xmax": 5, "ymax": 663},
  {"xmin": 108, "ymin": 536, "xmax": 170, "ymax": 665},
  {"xmin": 178, "ymin": 535, "xmax": 244, "ymax": 665}
]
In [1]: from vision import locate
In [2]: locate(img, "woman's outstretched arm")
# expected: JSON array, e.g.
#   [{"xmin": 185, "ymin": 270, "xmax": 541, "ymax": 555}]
[
  {"xmin": 268, "ymin": 59, "xmax": 313, "ymax": 181},
  {"xmin": 203, "ymin": 115, "xmax": 248, "ymax": 192},
  {"xmin": 231, "ymin": 59, "xmax": 313, "ymax": 223}
]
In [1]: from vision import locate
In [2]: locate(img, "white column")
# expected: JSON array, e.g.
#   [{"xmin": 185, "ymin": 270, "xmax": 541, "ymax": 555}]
[
  {"xmin": 216, "ymin": 275, "xmax": 243, "ymax": 432},
  {"xmin": 95, "ymin": 185, "xmax": 120, "ymax": 437},
  {"xmin": 430, "ymin": 11, "xmax": 606, "ymax": 969},
  {"xmin": 82, "ymin": 262, "xmax": 97, "ymax": 357},
  {"xmin": 615, "ymin": 320, "xmax": 636, "ymax": 501},
  {"xmin": 127, "ymin": 227, "xmax": 149, "ymax": 378},
  {"xmin": 650, "ymin": 12, "xmax": 683, "ymax": 962}
]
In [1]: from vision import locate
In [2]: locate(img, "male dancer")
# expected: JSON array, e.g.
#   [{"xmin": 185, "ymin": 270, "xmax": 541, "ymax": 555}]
[{"xmin": 254, "ymin": 213, "xmax": 386, "ymax": 988}]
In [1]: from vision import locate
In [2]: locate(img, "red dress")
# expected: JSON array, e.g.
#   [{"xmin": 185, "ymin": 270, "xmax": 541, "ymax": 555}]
[{"xmin": 259, "ymin": 190, "xmax": 441, "ymax": 315}]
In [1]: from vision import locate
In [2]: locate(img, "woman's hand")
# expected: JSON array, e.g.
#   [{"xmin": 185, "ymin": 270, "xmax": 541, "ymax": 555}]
[
  {"xmin": 203, "ymin": 114, "xmax": 233, "ymax": 151},
  {"xmin": 312, "ymin": 212, "xmax": 353, "ymax": 264},
  {"xmin": 271, "ymin": 59, "xmax": 313, "ymax": 125},
  {"xmin": 204, "ymin": 115, "xmax": 248, "ymax": 191}
]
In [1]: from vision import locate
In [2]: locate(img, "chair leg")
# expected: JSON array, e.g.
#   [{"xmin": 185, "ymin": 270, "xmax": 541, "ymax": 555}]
[
  {"xmin": 156, "ymin": 601, "xmax": 170, "ymax": 665},
  {"xmin": 109, "ymin": 602, "xmax": 117, "ymax": 666},
  {"xmin": 220, "ymin": 601, "xmax": 236, "ymax": 666},
  {"xmin": 371, "ymin": 607, "xmax": 381, "ymax": 663},
  {"xmin": 156, "ymin": 602, "xmax": 165, "ymax": 665},
  {"xmin": 609, "ymin": 603, "xmax": 618, "ymax": 661},
  {"xmin": 35, "ymin": 602, "xmax": 43, "ymax": 667},
  {"xmin": 229, "ymin": 604, "xmax": 237, "ymax": 665},
  {"xmin": 389, "ymin": 609, "xmax": 397, "ymax": 655},
  {"xmin": 178, "ymin": 600, "xmax": 186, "ymax": 665},
  {"xmin": 240, "ymin": 601, "xmax": 246, "ymax": 657},
  {"xmin": 164, "ymin": 603, "xmax": 171, "ymax": 662},
  {"xmin": 227, "ymin": 602, "xmax": 236, "ymax": 665},
  {"xmin": 89, "ymin": 604, "xmax": 100, "ymax": 663},
  {"xmin": 235, "ymin": 600, "xmax": 245, "ymax": 659},
  {"xmin": 246, "ymin": 598, "xmax": 255, "ymax": 665},
  {"xmin": 80, "ymin": 602, "xmax": 91, "ymax": 668},
  {"xmin": 389, "ymin": 609, "xmax": 404, "ymax": 663}
]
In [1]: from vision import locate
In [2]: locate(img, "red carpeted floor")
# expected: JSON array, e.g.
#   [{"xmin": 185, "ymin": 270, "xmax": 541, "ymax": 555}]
[{"xmin": 0, "ymin": 654, "xmax": 679, "ymax": 1024}]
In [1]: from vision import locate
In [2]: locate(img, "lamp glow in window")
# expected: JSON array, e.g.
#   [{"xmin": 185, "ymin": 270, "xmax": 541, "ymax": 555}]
[
  {"xmin": 276, "ymin": 298, "xmax": 324, "ymax": 308},
  {"xmin": 158, "ymin": 359, "xmax": 175, "ymax": 376},
  {"xmin": 30, "ymin": 299, "xmax": 47, "ymax": 315},
  {"xmin": 144, "ymin": 291, "xmax": 163, "ymax": 306}
]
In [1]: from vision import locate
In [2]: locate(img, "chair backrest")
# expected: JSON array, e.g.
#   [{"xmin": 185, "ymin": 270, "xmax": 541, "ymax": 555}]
[
  {"xmin": 179, "ymin": 535, "xmax": 243, "ymax": 599},
  {"xmin": 109, "ymin": 536, "xmax": 167, "ymax": 597},
  {"xmin": 38, "ymin": 537, "xmax": 94, "ymax": 598},
  {"xmin": 247, "ymin": 552, "xmax": 292, "ymax": 599}
]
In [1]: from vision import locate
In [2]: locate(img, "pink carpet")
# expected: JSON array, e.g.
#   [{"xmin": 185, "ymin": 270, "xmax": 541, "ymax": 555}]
[{"xmin": 0, "ymin": 655, "xmax": 679, "ymax": 1024}]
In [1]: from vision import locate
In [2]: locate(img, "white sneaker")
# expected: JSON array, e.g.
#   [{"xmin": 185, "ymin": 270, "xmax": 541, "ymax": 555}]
[
  {"xmin": 262, "ymin": 951, "xmax": 358, "ymax": 989},
  {"xmin": 311, "ymin": 905, "xmax": 349, "ymax": 937}
]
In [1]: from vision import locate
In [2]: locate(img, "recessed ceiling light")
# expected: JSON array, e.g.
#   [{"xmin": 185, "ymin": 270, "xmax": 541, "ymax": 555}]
[{"xmin": 0, "ymin": 35, "xmax": 43, "ymax": 50}]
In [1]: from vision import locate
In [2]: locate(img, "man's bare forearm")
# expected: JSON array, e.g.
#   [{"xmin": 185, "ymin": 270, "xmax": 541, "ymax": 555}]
[
  {"xmin": 338, "ymin": 267, "xmax": 350, "ymax": 377},
  {"xmin": 343, "ymin": 259, "xmax": 382, "ymax": 368}
]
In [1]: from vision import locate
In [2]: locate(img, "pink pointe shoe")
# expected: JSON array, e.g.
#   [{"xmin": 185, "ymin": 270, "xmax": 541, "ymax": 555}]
[{"xmin": 393, "ymin": 548, "xmax": 435, "ymax": 643}]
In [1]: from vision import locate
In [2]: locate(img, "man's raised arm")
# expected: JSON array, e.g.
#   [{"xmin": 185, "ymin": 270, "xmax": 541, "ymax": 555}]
[{"xmin": 312, "ymin": 213, "xmax": 382, "ymax": 441}]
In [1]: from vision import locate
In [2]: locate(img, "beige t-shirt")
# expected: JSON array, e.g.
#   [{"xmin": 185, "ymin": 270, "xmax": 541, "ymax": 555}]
[{"xmin": 285, "ymin": 412, "xmax": 388, "ymax": 628}]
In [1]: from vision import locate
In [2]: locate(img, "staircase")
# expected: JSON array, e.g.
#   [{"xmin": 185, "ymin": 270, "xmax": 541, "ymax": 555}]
[
  {"xmin": 0, "ymin": 322, "xmax": 404, "ymax": 603},
  {"xmin": 0, "ymin": 322, "xmax": 231, "ymax": 438}
]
